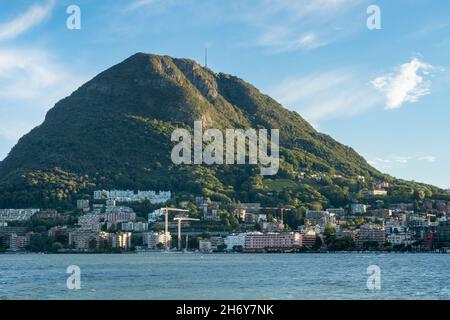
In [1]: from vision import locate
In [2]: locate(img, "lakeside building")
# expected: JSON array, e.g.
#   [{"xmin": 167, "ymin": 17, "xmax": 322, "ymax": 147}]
[
  {"xmin": 300, "ymin": 230, "xmax": 318, "ymax": 249},
  {"xmin": 199, "ymin": 239, "xmax": 212, "ymax": 253},
  {"xmin": 225, "ymin": 233, "xmax": 246, "ymax": 251},
  {"xmin": 68, "ymin": 229, "xmax": 132, "ymax": 251},
  {"xmin": 335, "ymin": 230, "xmax": 358, "ymax": 242},
  {"xmin": 146, "ymin": 232, "xmax": 172, "ymax": 249},
  {"xmin": 209, "ymin": 236, "xmax": 225, "ymax": 251},
  {"xmin": 0, "ymin": 209, "xmax": 40, "ymax": 222},
  {"xmin": 93, "ymin": 190, "xmax": 171, "ymax": 204},
  {"xmin": 387, "ymin": 233, "xmax": 415, "ymax": 246},
  {"xmin": 438, "ymin": 221, "xmax": 450, "ymax": 248},
  {"xmin": 9, "ymin": 232, "xmax": 33, "ymax": 251},
  {"xmin": 356, "ymin": 224, "xmax": 386, "ymax": 248},
  {"xmin": 243, "ymin": 232, "xmax": 301, "ymax": 252},
  {"xmin": 111, "ymin": 232, "xmax": 132, "ymax": 250},
  {"xmin": 68, "ymin": 229, "xmax": 109, "ymax": 250}
]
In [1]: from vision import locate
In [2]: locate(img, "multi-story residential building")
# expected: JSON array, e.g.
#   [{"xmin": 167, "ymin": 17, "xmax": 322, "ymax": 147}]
[
  {"xmin": 77, "ymin": 200, "xmax": 90, "ymax": 210},
  {"xmin": 260, "ymin": 221, "xmax": 284, "ymax": 232},
  {"xmin": 326, "ymin": 208, "xmax": 346, "ymax": 217},
  {"xmin": 369, "ymin": 209, "xmax": 392, "ymax": 219},
  {"xmin": 94, "ymin": 190, "xmax": 171, "ymax": 204},
  {"xmin": 111, "ymin": 232, "xmax": 132, "ymax": 250},
  {"xmin": 244, "ymin": 232, "xmax": 301, "ymax": 252},
  {"xmin": 9, "ymin": 232, "xmax": 33, "ymax": 251},
  {"xmin": 33, "ymin": 210, "xmax": 63, "ymax": 220},
  {"xmin": 305, "ymin": 211, "xmax": 336, "ymax": 231},
  {"xmin": 209, "ymin": 236, "xmax": 225, "ymax": 251},
  {"xmin": 78, "ymin": 214, "xmax": 104, "ymax": 230},
  {"xmin": 146, "ymin": 232, "xmax": 172, "ymax": 249},
  {"xmin": 437, "ymin": 221, "xmax": 450, "ymax": 248},
  {"xmin": 335, "ymin": 230, "xmax": 358, "ymax": 242},
  {"xmin": 234, "ymin": 203, "xmax": 261, "ymax": 220},
  {"xmin": 384, "ymin": 225, "xmax": 407, "ymax": 234},
  {"xmin": 356, "ymin": 224, "xmax": 386, "ymax": 248},
  {"xmin": 300, "ymin": 230, "xmax": 317, "ymax": 249},
  {"xmin": 121, "ymin": 221, "xmax": 149, "ymax": 232},
  {"xmin": 148, "ymin": 209, "xmax": 164, "ymax": 223},
  {"xmin": 351, "ymin": 204, "xmax": 368, "ymax": 215},
  {"xmin": 68, "ymin": 229, "xmax": 110, "ymax": 250},
  {"xmin": 105, "ymin": 207, "xmax": 136, "ymax": 223},
  {"xmin": 48, "ymin": 226, "xmax": 71, "ymax": 240},
  {"xmin": 225, "ymin": 233, "xmax": 246, "ymax": 250},
  {"xmin": 0, "ymin": 209, "xmax": 40, "ymax": 222},
  {"xmin": 423, "ymin": 232, "xmax": 438, "ymax": 250},
  {"xmin": 199, "ymin": 239, "xmax": 212, "ymax": 253},
  {"xmin": 387, "ymin": 233, "xmax": 415, "ymax": 246},
  {"xmin": 407, "ymin": 216, "xmax": 429, "ymax": 228}
]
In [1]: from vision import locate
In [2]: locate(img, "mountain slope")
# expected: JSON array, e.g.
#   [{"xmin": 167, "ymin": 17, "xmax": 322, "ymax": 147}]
[{"xmin": 0, "ymin": 53, "xmax": 444, "ymax": 209}]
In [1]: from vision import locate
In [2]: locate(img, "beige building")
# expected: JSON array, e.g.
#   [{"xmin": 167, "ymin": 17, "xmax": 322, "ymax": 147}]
[{"xmin": 244, "ymin": 232, "xmax": 301, "ymax": 251}]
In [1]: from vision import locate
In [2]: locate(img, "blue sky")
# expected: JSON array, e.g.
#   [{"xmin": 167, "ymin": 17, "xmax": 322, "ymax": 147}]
[{"xmin": 0, "ymin": 0, "xmax": 449, "ymax": 189}]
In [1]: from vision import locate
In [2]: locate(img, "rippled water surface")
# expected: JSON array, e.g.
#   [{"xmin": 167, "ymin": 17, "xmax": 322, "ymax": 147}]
[{"xmin": 0, "ymin": 253, "xmax": 449, "ymax": 300}]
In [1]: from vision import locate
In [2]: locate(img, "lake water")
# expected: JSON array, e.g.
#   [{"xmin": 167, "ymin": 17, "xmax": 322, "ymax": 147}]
[{"xmin": 0, "ymin": 253, "xmax": 449, "ymax": 300}]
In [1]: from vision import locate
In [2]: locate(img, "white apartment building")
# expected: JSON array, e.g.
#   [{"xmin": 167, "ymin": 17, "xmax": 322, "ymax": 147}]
[
  {"xmin": 93, "ymin": 190, "xmax": 171, "ymax": 204},
  {"xmin": 121, "ymin": 221, "xmax": 149, "ymax": 232},
  {"xmin": 111, "ymin": 232, "xmax": 132, "ymax": 250},
  {"xmin": 0, "ymin": 209, "xmax": 40, "ymax": 222},
  {"xmin": 387, "ymin": 233, "xmax": 415, "ymax": 246},
  {"xmin": 244, "ymin": 232, "xmax": 301, "ymax": 251},
  {"xmin": 225, "ymin": 233, "xmax": 246, "ymax": 250},
  {"xmin": 146, "ymin": 232, "xmax": 172, "ymax": 249},
  {"xmin": 351, "ymin": 204, "xmax": 368, "ymax": 214}
]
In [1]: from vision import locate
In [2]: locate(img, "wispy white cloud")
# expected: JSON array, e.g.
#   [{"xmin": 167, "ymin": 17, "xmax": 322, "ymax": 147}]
[
  {"xmin": 372, "ymin": 58, "xmax": 439, "ymax": 109},
  {"xmin": 126, "ymin": 0, "xmax": 156, "ymax": 11},
  {"xmin": 240, "ymin": 0, "xmax": 364, "ymax": 52},
  {"xmin": 267, "ymin": 70, "xmax": 380, "ymax": 125},
  {"xmin": 0, "ymin": 48, "xmax": 87, "ymax": 145},
  {"xmin": 0, "ymin": 48, "xmax": 84, "ymax": 105},
  {"xmin": 0, "ymin": 0, "xmax": 54, "ymax": 41},
  {"xmin": 368, "ymin": 154, "xmax": 437, "ymax": 167}
]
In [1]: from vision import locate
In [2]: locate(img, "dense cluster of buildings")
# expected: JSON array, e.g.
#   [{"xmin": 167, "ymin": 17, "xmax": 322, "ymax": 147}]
[
  {"xmin": 2, "ymin": 185, "xmax": 450, "ymax": 253},
  {"xmin": 93, "ymin": 190, "xmax": 171, "ymax": 204}
]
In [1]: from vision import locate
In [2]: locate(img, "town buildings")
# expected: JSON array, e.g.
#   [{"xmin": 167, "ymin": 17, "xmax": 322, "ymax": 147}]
[
  {"xmin": 93, "ymin": 190, "xmax": 171, "ymax": 204},
  {"xmin": 0, "ymin": 209, "xmax": 40, "ymax": 222}
]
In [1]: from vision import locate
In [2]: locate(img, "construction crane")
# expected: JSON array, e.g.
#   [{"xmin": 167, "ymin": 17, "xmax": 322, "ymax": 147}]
[
  {"xmin": 174, "ymin": 216, "xmax": 200, "ymax": 250},
  {"xmin": 161, "ymin": 207, "xmax": 189, "ymax": 250}
]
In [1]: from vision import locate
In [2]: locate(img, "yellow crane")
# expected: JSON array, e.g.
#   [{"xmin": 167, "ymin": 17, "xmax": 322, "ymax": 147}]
[
  {"xmin": 161, "ymin": 207, "xmax": 189, "ymax": 250},
  {"xmin": 173, "ymin": 216, "xmax": 200, "ymax": 250}
]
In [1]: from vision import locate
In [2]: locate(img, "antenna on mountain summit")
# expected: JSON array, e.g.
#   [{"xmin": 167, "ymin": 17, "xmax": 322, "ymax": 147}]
[{"xmin": 204, "ymin": 48, "xmax": 208, "ymax": 68}]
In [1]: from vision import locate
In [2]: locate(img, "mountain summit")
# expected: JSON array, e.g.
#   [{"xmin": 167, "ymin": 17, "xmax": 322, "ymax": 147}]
[{"xmin": 0, "ymin": 53, "xmax": 441, "ymax": 209}]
